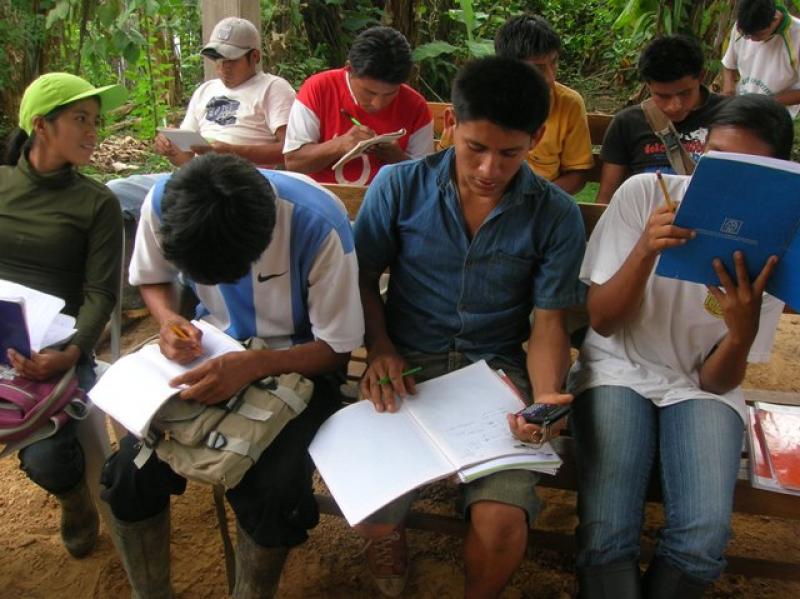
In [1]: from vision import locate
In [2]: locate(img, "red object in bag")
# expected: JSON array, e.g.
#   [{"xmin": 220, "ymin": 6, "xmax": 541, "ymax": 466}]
[{"xmin": 0, "ymin": 366, "xmax": 87, "ymax": 453}]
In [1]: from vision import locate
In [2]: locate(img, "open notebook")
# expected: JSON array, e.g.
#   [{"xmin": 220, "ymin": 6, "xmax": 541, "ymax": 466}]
[
  {"xmin": 89, "ymin": 320, "xmax": 244, "ymax": 437},
  {"xmin": 309, "ymin": 360, "xmax": 562, "ymax": 525},
  {"xmin": 331, "ymin": 129, "xmax": 406, "ymax": 171}
]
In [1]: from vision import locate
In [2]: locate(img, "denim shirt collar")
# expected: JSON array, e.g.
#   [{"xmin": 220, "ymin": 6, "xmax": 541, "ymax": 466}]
[{"xmin": 434, "ymin": 147, "xmax": 540, "ymax": 224}]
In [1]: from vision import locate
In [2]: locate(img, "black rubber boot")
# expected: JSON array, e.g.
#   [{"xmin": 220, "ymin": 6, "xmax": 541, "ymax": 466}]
[
  {"xmin": 232, "ymin": 521, "xmax": 289, "ymax": 599},
  {"xmin": 642, "ymin": 556, "xmax": 708, "ymax": 599},
  {"xmin": 577, "ymin": 560, "xmax": 642, "ymax": 599},
  {"xmin": 114, "ymin": 509, "xmax": 173, "ymax": 599},
  {"xmin": 56, "ymin": 478, "xmax": 99, "ymax": 558}
]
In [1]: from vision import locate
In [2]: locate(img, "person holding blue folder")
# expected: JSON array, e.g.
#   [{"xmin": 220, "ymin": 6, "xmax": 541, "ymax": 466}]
[
  {"xmin": 0, "ymin": 72, "xmax": 126, "ymax": 558},
  {"xmin": 567, "ymin": 94, "xmax": 793, "ymax": 598}
]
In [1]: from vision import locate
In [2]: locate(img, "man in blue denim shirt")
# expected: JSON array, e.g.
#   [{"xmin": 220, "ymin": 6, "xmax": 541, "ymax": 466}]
[{"xmin": 352, "ymin": 56, "xmax": 586, "ymax": 598}]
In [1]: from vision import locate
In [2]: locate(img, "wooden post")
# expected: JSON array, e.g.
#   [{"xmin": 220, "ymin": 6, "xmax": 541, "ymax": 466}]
[{"xmin": 201, "ymin": 0, "xmax": 261, "ymax": 81}]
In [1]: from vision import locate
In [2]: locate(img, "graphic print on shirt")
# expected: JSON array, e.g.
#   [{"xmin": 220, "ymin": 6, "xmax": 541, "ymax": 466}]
[
  {"xmin": 204, "ymin": 96, "xmax": 240, "ymax": 126},
  {"xmin": 642, "ymin": 127, "xmax": 708, "ymax": 174}
]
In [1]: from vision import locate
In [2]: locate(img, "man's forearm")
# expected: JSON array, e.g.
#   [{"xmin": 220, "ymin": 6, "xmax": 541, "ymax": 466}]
[
  {"xmin": 774, "ymin": 89, "xmax": 800, "ymax": 107},
  {"xmin": 722, "ymin": 68, "xmax": 738, "ymax": 96},
  {"xmin": 595, "ymin": 163, "xmax": 628, "ymax": 205},
  {"xmin": 527, "ymin": 310, "xmax": 571, "ymax": 399},
  {"xmin": 587, "ymin": 243, "xmax": 656, "ymax": 336},
  {"xmin": 243, "ymin": 340, "xmax": 349, "ymax": 380},
  {"xmin": 229, "ymin": 141, "xmax": 287, "ymax": 166},
  {"xmin": 284, "ymin": 139, "xmax": 345, "ymax": 174},
  {"xmin": 698, "ymin": 334, "xmax": 752, "ymax": 395},
  {"xmin": 553, "ymin": 170, "xmax": 588, "ymax": 195},
  {"xmin": 139, "ymin": 283, "xmax": 182, "ymax": 324},
  {"xmin": 360, "ymin": 274, "xmax": 395, "ymax": 355}
]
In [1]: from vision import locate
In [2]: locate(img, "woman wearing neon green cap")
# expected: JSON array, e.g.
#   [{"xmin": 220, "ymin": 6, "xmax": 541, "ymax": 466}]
[{"xmin": 1, "ymin": 72, "xmax": 126, "ymax": 559}]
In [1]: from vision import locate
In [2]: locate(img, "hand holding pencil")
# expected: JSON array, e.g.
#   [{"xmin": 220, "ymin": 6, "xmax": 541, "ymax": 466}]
[{"xmin": 159, "ymin": 318, "xmax": 203, "ymax": 364}]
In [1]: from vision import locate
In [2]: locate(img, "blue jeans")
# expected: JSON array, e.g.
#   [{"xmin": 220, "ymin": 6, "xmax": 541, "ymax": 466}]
[
  {"xmin": 571, "ymin": 385, "xmax": 743, "ymax": 582},
  {"xmin": 18, "ymin": 360, "xmax": 97, "ymax": 495},
  {"xmin": 106, "ymin": 173, "xmax": 170, "ymax": 224}
]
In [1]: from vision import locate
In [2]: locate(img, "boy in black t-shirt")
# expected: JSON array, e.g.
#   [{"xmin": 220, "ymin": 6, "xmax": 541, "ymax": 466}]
[{"xmin": 596, "ymin": 35, "xmax": 724, "ymax": 204}]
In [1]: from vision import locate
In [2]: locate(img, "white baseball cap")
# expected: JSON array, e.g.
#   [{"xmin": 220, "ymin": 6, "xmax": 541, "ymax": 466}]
[{"xmin": 201, "ymin": 17, "xmax": 260, "ymax": 60}]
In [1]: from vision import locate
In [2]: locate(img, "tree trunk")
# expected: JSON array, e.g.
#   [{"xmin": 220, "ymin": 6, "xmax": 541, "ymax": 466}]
[
  {"xmin": 383, "ymin": 0, "xmax": 419, "ymax": 46},
  {"xmin": 301, "ymin": 1, "xmax": 347, "ymax": 67}
]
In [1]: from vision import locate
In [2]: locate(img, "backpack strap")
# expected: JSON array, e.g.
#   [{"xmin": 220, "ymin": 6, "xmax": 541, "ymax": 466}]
[{"xmin": 640, "ymin": 98, "xmax": 696, "ymax": 175}]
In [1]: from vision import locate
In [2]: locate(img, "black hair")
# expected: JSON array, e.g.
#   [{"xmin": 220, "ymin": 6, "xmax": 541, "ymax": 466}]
[
  {"xmin": 159, "ymin": 153, "xmax": 276, "ymax": 285},
  {"xmin": 737, "ymin": 0, "xmax": 777, "ymax": 35},
  {"xmin": 451, "ymin": 56, "xmax": 550, "ymax": 134},
  {"xmin": 495, "ymin": 14, "xmax": 561, "ymax": 60},
  {"xmin": 638, "ymin": 35, "xmax": 704, "ymax": 83},
  {"xmin": 2, "ymin": 103, "xmax": 72, "ymax": 166},
  {"xmin": 348, "ymin": 26, "xmax": 412, "ymax": 84},
  {"xmin": 708, "ymin": 94, "xmax": 793, "ymax": 160}
]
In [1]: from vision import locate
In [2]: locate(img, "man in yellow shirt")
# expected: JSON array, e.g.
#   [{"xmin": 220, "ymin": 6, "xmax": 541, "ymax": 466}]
[{"xmin": 439, "ymin": 15, "xmax": 594, "ymax": 194}]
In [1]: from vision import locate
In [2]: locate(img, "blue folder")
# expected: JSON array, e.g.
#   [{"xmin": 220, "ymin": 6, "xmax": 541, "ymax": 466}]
[
  {"xmin": 0, "ymin": 299, "xmax": 31, "ymax": 366},
  {"xmin": 655, "ymin": 151, "xmax": 800, "ymax": 310}
]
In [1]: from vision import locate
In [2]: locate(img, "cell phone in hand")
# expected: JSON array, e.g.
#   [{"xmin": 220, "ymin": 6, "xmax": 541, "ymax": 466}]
[{"xmin": 517, "ymin": 403, "xmax": 570, "ymax": 426}]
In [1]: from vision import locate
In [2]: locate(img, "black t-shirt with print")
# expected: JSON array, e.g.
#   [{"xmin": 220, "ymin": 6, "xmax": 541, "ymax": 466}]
[{"xmin": 600, "ymin": 87, "xmax": 725, "ymax": 175}]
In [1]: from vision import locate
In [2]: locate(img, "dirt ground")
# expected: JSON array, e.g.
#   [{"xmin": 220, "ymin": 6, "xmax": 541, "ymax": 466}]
[{"xmin": 0, "ymin": 315, "xmax": 799, "ymax": 598}]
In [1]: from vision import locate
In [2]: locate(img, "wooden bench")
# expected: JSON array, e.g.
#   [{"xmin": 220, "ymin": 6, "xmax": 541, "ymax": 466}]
[
  {"xmin": 319, "ymin": 181, "xmax": 800, "ymax": 581},
  {"xmin": 426, "ymin": 101, "xmax": 612, "ymax": 184}
]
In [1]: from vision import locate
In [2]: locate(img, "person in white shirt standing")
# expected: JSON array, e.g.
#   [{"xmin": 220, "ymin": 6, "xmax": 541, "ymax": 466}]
[
  {"xmin": 568, "ymin": 94, "xmax": 793, "ymax": 599},
  {"xmin": 722, "ymin": 0, "xmax": 800, "ymax": 118},
  {"xmin": 108, "ymin": 17, "xmax": 296, "ymax": 224}
]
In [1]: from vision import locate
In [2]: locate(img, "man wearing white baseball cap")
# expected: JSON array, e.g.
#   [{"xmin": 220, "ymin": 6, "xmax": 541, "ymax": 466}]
[
  {"xmin": 107, "ymin": 16, "xmax": 295, "ymax": 226},
  {"xmin": 201, "ymin": 16, "xmax": 261, "ymax": 60}
]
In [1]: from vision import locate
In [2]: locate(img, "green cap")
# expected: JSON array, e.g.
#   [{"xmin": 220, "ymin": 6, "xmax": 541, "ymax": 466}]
[{"xmin": 18, "ymin": 72, "xmax": 127, "ymax": 134}]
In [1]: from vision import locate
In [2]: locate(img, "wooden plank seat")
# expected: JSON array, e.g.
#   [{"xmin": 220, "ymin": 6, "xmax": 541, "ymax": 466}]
[{"xmin": 319, "ymin": 181, "xmax": 800, "ymax": 580}]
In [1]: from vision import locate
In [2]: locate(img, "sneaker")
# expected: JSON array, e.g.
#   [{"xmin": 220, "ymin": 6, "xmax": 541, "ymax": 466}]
[{"xmin": 362, "ymin": 528, "xmax": 408, "ymax": 597}]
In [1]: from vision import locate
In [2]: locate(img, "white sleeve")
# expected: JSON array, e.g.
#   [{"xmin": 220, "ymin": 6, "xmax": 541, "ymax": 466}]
[
  {"xmin": 265, "ymin": 77, "xmax": 296, "ymax": 132},
  {"xmin": 128, "ymin": 189, "xmax": 180, "ymax": 286},
  {"xmin": 282, "ymin": 101, "xmax": 321, "ymax": 154},
  {"xmin": 721, "ymin": 27, "xmax": 738, "ymax": 70},
  {"xmin": 406, "ymin": 121, "xmax": 435, "ymax": 158},
  {"xmin": 580, "ymin": 175, "xmax": 655, "ymax": 286},
  {"xmin": 306, "ymin": 231, "xmax": 364, "ymax": 354},
  {"xmin": 748, "ymin": 294, "xmax": 784, "ymax": 363}
]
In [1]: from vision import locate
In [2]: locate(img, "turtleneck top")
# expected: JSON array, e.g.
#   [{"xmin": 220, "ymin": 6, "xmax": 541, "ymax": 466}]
[{"xmin": 0, "ymin": 154, "xmax": 122, "ymax": 356}]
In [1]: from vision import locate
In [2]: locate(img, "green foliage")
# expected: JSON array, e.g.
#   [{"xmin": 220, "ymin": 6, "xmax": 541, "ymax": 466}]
[{"xmin": 39, "ymin": 0, "xmax": 200, "ymax": 137}]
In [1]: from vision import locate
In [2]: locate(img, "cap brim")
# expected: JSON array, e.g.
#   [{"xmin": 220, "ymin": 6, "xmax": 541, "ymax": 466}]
[
  {"xmin": 201, "ymin": 43, "xmax": 250, "ymax": 60},
  {"xmin": 65, "ymin": 83, "xmax": 128, "ymax": 114}
]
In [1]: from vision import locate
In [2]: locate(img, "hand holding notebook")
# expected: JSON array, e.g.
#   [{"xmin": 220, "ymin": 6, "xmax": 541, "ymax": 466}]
[{"xmin": 331, "ymin": 128, "xmax": 406, "ymax": 171}]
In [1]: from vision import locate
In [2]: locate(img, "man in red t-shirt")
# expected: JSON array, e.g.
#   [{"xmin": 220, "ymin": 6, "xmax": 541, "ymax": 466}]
[{"xmin": 283, "ymin": 26, "xmax": 434, "ymax": 185}]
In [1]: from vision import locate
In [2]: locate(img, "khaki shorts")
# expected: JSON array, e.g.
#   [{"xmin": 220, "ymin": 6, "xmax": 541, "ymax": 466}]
[{"xmin": 362, "ymin": 350, "xmax": 542, "ymax": 525}]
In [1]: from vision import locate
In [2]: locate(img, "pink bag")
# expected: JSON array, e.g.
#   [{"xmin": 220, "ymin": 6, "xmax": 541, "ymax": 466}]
[{"xmin": 0, "ymin": 366, "xmax": 88, "ymax": 454}]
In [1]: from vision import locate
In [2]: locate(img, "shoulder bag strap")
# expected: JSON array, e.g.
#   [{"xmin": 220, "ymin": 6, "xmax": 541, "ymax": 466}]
[{"xmin": 640, "ymin": 98, "xmax": 696, "ymax": 175}]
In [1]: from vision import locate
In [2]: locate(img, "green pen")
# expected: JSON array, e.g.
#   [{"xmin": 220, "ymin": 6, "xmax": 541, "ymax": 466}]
[
  {"xmin": 378, "ymin": 366, "xmax": 423, "ymax": 385},
  {"xmin": 340, "ymin": 108, "xmax": 364, "ymax": 127}
]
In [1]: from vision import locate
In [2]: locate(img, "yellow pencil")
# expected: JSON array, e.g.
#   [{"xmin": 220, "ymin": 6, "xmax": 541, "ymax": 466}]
[
  {"xmin": 656, "ymin": 169, "xmax": 676, "ymax": 212},
  {"xmin": 170, "ymin": 323, "xmax": 190, "ymax": 340}
]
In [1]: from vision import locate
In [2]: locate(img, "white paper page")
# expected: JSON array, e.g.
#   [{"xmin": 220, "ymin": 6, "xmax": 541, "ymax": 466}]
[
  {"xmin": 193, "ymin": 320, "xmax": 245, "ymax": 358},
  {"xmin": 456, "ymin": 445, "xmax": 562, "ymax": 483},
  {"xmin": 40, "ymin": 313, "xmax": 77, "ymax": 349},
  {"xmin": 88, "ymin": 346, "xmax": 179, "ymax": 437},
  {"xmin": 0, "ymin": 280, "xmax": 64, "ymax": 350},
  {"xmin": 406, "ymin": 361, "xmax": 530, "ymax": 470},
  {"xmin": 331, "ymin": 128, "xmax": 406, "ymax": 171},
  {"xmin": 90, "ymin": 322, "xmax": 243, "ymax": 437},
  {"xmin": 157, "ymin": 128, "xmax": 211, "ymax": 152},
  {"xmin": 309, "ymin": 399, "xmax": 454, "ymax": 525}
]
